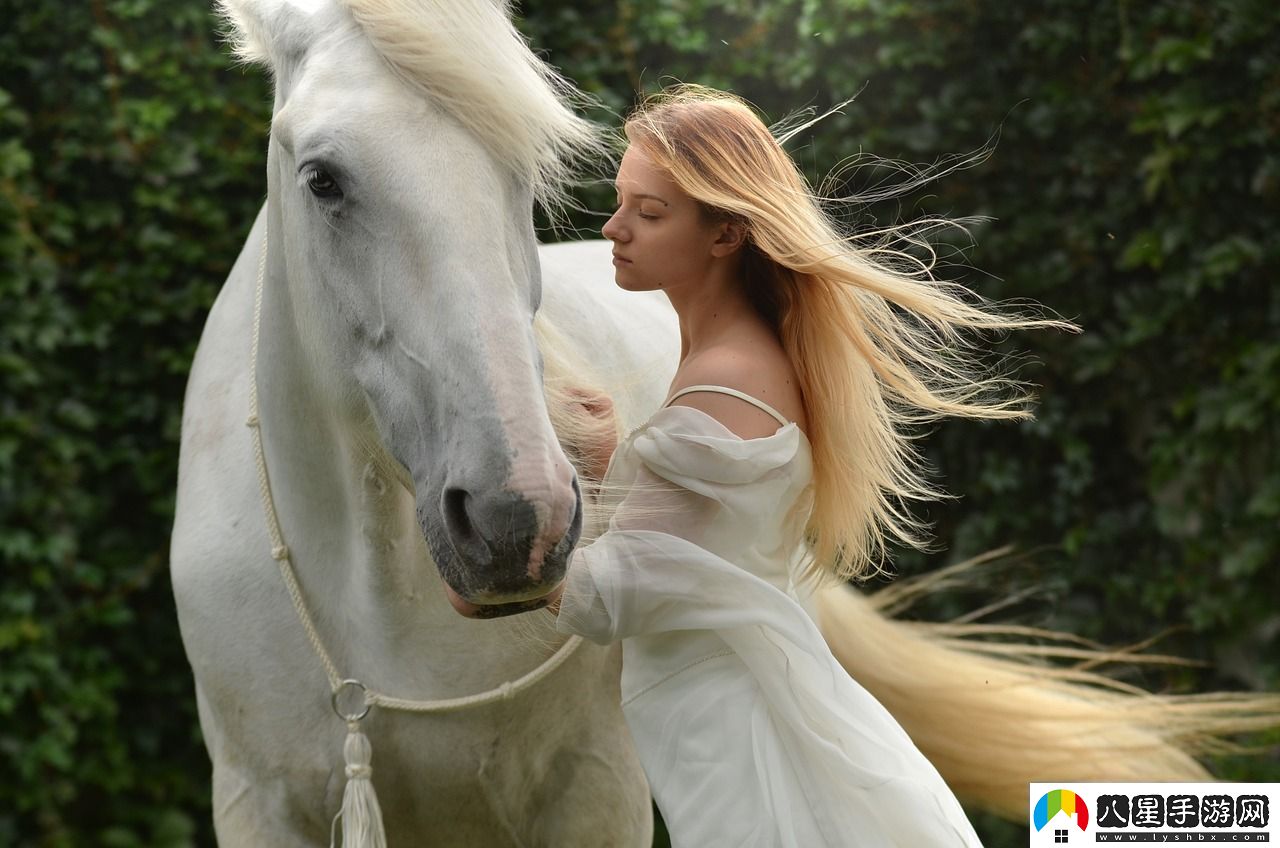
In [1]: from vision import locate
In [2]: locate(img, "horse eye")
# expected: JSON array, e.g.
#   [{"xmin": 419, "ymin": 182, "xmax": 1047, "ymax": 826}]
[{"xmin": 305, "ymin": 168, "xmax": 342, "ymax": 199}]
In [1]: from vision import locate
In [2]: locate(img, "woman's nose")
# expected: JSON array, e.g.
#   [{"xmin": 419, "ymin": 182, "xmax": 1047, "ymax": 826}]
[{"xmin": 601, "ymin": 210, "xmax": 625, "ymax": 242}]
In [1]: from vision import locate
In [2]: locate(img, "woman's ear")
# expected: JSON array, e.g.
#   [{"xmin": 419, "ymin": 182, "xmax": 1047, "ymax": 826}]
[{"xmin": 710, "ymin": 220, "xmax": 747, "ymax": 258}]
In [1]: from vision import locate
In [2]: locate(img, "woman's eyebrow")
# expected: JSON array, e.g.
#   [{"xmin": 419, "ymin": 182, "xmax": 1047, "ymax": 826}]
[{"xmin": 613, "ymin": 185, "xmax": 670, "ymax": 206}]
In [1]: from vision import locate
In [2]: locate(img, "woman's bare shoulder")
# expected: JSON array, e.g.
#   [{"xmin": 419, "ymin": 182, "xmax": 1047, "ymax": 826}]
[{"xmin": 668, "ymin": 341, "xmax": 808, "ymax": 440}]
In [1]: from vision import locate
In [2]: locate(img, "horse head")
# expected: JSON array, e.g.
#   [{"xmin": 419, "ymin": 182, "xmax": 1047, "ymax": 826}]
[{"xmin": 219, "ymin": 0, "xmax": 603, "ymax": 616}]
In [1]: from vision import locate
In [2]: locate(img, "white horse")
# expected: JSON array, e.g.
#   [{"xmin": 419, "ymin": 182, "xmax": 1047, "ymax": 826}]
[{"xmin": 170, "ymin": 0, "xmax": 673, "ymax": 843}]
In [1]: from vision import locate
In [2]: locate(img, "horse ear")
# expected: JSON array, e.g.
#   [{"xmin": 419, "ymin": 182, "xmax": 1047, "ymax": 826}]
[{"xmin": 215, "ymin": 0, "xmax": 327, "ymax": 71}]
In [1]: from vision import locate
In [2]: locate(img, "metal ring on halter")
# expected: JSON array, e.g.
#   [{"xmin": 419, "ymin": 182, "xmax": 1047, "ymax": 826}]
[{"xmin": 331, "ymin": 678, "xmax": 371, "ymax": 722}]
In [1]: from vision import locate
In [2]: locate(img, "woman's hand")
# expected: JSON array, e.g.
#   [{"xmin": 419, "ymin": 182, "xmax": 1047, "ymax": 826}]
[{"xmin": 564, "ymin": 386, "xmax": 619, "ymax": 483}]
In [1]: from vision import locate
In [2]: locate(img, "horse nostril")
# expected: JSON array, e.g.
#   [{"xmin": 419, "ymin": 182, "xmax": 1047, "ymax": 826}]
[{"xmin": 442, "ymin": 486, "xmax": 476, "ymax": 549}]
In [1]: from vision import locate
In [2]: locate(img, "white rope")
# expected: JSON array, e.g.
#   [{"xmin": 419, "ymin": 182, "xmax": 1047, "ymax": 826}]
[{"xmin": 246, "ymin": 221, "xmax": 584, "ymax": 713}]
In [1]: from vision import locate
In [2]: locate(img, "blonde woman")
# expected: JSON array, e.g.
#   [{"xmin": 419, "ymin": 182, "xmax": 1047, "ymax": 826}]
[
  {"xmin": 542, "ymin": 83, "xmax": 1068, "ymax": 846},
  {"xmin": 544, "ymin": 85, "xmax": 1276, "ymax": 845}
]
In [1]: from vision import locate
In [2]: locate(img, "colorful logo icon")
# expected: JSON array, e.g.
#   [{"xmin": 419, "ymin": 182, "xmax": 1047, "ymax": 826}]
[{"xmin": 1033, "ymin": 788, "xmax": 1090, "ymax": 832}]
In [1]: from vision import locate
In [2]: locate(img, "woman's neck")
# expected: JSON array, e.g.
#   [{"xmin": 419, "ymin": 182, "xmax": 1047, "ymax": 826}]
[{"xmin": 665, "ymin": 261, "xmax": 763, "ymax": 363}]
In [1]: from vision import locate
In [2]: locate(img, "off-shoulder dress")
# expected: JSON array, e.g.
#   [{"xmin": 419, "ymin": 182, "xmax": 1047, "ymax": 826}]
[{"xmin": 555, "ymin": 385, "xmax": 984, "ymax": 847}]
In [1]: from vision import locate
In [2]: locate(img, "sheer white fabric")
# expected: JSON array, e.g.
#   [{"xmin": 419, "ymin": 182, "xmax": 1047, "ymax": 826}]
[{"xmin": 555, "ymin": 403, "xmax": 984, "ymax": 847}]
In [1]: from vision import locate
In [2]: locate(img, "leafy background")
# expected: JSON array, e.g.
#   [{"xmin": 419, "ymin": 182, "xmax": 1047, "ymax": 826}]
[{"xmin": 1, "ymin": 0, "xmax": 1276, "ymax": 845}]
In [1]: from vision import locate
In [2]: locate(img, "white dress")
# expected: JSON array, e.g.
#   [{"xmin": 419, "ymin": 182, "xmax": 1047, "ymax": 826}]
[{"xmin": 555, "ymin": 386, "xmax": 984, "ymax": 848}]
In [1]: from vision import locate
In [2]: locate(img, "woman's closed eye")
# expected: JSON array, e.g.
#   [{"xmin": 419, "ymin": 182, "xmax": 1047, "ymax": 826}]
[{"xmin": 612, "ymin": 202, "xmax": 658, "ymax": 220}]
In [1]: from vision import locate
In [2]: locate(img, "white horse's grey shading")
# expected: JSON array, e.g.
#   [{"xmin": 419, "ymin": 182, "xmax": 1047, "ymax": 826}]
[{"xmin": 170, "ymin": 0, "xmax": 676, "ymax": 843}]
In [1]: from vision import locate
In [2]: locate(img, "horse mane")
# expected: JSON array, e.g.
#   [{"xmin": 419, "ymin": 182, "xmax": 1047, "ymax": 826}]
[{"xmin": 217, "ymin": 0, "xmax": 609, "ymax": 212}]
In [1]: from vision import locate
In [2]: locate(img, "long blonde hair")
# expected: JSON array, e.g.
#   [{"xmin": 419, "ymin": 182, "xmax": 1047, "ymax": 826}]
[{"xmin": 623, "ymin": 84, "xmax": 1081, "ymax": 584}]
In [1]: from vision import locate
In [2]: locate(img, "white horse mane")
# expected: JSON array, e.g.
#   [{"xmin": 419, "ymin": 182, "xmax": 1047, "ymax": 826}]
[{"xmin": 216, "ymin": 0, "xmax": 609, "ymax": 208}]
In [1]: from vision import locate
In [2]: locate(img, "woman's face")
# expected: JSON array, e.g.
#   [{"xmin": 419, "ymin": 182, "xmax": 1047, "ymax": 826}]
[{"xmin": 601, "ymin": 144, "xmax": 725, "ymax": 293}]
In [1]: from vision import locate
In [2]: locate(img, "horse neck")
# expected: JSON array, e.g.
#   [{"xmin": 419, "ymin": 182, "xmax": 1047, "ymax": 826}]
[{"xmin": 251, "ymin": 222, "xmax": 562, "ymax": 699}]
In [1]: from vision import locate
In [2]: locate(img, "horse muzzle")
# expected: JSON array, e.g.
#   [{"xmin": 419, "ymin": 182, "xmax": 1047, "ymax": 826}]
[{"xmin": 442, "ymin": 581, "xmax": 565, "ymax": 619}]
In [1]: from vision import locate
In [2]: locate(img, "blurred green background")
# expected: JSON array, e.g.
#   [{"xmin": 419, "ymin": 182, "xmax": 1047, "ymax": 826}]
[{"xmin": 1, "ymin": 0, "xmax": 1276, "ymax": 845}]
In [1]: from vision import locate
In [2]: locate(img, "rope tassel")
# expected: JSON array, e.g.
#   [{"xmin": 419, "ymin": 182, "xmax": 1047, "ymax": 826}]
[{"xmin": 333, "ymin": 721, "xmax": 387, "ymax": 848}]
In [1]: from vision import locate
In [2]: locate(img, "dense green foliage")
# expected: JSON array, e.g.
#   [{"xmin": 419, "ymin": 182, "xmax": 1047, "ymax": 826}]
[
  {"xmin": 0, "ymin": 1, "xmax": 268, "ymax": 844},
  {"xmin": 1, "ymin": 0, "xmax": 1275, "ymax": 845}
]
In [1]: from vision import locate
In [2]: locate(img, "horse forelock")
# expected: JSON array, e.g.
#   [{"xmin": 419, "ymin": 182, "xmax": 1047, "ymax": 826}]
[
  {"xmin": 336, "ymin": 0, "xmax": 608, "ymax": 211},
  {"xmin": 218, "ymin": 0, "xmax": 608, "ymax": 212}
]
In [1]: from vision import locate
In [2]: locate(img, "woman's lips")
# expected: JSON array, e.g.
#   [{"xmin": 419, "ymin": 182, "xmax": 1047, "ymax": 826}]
[{"xmin": 612, "ymin": 255, "xmax": 631, "ymax": 266}]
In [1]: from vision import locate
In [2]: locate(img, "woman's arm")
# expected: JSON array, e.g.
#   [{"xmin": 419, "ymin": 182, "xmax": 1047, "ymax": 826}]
[{"xmin": 548, "ymin": 452, "xmax": 722, "ymax": 637}]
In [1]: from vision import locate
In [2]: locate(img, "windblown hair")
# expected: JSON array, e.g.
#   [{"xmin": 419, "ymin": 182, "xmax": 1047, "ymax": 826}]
[
  {"xmin": 816, "ymin": 549, "xmax": 1280, "ymax": 820},
  {"xmin": 623, "ymin": 84, "xmax": 1081, "ymax": 584}
]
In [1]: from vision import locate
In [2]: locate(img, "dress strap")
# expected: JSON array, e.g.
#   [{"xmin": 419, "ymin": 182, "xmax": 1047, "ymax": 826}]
[{"xmin": 663, "ymin": 385, "xmax": 790, "ymax": 427}]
